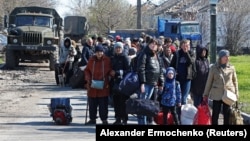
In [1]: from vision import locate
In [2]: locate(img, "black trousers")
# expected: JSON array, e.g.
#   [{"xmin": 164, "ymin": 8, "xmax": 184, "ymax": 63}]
[
  {"xmin": 113, "ymin": 91, "xmax": 129, "ymax": 121},
  {"xmin": 162, "ymin": 106, "xmax": 180, "ymax": 125},
  {"xmin": 212, "ymin": 100, "xmax": 230, "ymax": 125},
  {"xmin": 88, "ymin": 96, "xmax": 109, "ymax": 121}
]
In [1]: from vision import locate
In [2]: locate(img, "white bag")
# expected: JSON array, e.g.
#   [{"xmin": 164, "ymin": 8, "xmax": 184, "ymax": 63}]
[
  {"xmin": 181, "ymin": 104, "xmax": 197, "ymax": 125},
  {"xmin": 222, "ymin": 90, "xmax": 237, "ymax": 106}
]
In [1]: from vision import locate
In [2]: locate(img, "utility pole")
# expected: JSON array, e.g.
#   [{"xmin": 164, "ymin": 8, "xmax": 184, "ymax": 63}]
[
  {"xmin": 210, "ymin": 0, "xmax": 218, "ymax": 64},
  {"xmin": 137, "ymin": 0, "xmax": 142, "ymax": 29}
]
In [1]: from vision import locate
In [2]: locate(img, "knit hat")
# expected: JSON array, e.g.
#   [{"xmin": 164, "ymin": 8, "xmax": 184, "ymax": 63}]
[
  {"xmin": 95, "ymin": 45, "xmax": 104, "ymax": 52},
  {"xmin": 218, "ymin": 49, "xmax": 230, "ymax": 58},
  {"xmin": 114, "ymin": 42, "xmax": 124, "ymax": 50}
]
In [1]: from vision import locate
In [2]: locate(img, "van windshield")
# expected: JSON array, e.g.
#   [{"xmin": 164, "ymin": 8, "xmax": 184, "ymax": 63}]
[
  {"xmin": 180, "ymin": 24, "xmax": 200, "ymax": 34},
  {"xmin": 16, "ymin": 15, "xmax": 52, "ymax": 27}
]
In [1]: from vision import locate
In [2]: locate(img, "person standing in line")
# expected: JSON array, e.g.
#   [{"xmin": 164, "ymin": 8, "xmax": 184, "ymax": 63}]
[
  {"xmin": 137, "ymin": 38, "xmax": 164, "ymax": 125},
  {"xmin": 191, "ymin": 45, "xmax": 210, "ymax": 108},
  {"xmin": 159, "ymin": 67, "xmax": 181, "ymax": 125},
  {"xmin": 203, "ymin": 49, "xmax": 238, "ymax": 125},
  {"xmin": 80, "ymin": 37, "xmax": 94, "ymax": 66},
  {"xmin": 110, "ymin": 42, "xmax": 130, "ymax": 125},
  {"xmin": 84, "ymin": 45, "xmax": 112, "ymax": 125},
  {"xmin": 170, "ymin": 39, "xmax": 196, "ymax": 119}
]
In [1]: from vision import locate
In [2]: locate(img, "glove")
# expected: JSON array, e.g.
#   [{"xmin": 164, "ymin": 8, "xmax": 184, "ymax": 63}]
[{"xmin": 130, "ymin": 93, "xmax": 138, "ymax": 99}]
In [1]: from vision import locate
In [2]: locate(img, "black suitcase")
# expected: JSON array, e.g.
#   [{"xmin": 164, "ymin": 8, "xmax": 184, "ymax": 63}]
[{"xmin": 69, "ymin": 67, "xmax": 85, "ymax": 89}]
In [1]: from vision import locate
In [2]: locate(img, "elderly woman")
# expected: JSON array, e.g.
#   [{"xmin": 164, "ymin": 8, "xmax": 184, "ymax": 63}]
[
  {"xmin": 203, "ymin": 49, "xmax": 238, "ymax": 125},
  {"xmin": 84, "ymin": 45, "xmax": 112, "ymax": 125}
]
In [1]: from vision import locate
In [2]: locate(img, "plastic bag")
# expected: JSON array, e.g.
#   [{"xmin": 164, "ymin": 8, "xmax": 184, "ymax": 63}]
[{"xmin": 193, "ymin": 101, "xmax": 212, "ymax": 125}]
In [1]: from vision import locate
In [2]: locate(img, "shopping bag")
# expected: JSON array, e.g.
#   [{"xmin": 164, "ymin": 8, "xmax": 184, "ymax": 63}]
[{"xmin": 193, "ymin": 100, "xmax": 212, "ymax": 125}]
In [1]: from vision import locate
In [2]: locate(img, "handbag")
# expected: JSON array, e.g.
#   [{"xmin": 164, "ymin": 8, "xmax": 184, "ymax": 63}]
[
  {"xmin": 229, "ymin": 102, "xmax": 244, "ymax": 125},
  {"xmin": 90, "ymin": 61, "xmax": 105, "ymax": 89},
  {"xmin": 222, "ymin": 89, "xmax": 237, "ymax": 106},
  {"xmin": 125, "ymin": 98, "xmax": 160, "ymax": 117}
]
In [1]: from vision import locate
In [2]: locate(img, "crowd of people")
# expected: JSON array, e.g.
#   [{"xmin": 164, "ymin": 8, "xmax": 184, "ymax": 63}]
[{"xmin": 56, "ymin": 32, "xmax": 238, "ymax": 125}]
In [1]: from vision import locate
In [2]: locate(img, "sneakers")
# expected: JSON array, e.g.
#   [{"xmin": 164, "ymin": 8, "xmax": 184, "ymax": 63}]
[{"xmin": 85, "ymin": 120, "xmax": 96, "ymax": 125}]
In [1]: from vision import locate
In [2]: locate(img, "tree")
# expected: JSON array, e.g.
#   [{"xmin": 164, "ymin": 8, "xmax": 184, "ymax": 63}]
[{"xmin": 218, "ymin": 0, "xmax": 250, "ymax": 54}]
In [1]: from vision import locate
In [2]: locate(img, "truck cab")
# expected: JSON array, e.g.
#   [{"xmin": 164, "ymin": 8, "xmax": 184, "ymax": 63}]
[
  {"xmin": 158, "ymin": 18, "xmax": 202, "ymax": 51},
  {"xmin": 4, "ymin": 6, "xmax": 63, "ymax": 70}
]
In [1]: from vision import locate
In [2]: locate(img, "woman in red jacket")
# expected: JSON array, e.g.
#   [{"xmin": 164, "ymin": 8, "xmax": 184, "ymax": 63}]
[{"xmin": 84, "ymin": 45, "xmax": 113, "ymax": 125}]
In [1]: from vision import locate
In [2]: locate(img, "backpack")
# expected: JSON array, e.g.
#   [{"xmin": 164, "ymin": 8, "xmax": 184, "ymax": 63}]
[{"xmin": 49, "ymin": 98, "xmax": 72, "ymax": 125}]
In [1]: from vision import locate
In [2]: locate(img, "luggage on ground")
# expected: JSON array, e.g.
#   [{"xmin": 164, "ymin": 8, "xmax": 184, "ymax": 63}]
[{"xmin": 48, "ymin": 98, "xmax": 73, "ymax": 125}]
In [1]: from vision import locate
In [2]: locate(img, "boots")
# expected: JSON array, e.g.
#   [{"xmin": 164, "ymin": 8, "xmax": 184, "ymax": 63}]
[{"xmin": 113, "ymin": 118, "xmax": 122, "ymax": 125}]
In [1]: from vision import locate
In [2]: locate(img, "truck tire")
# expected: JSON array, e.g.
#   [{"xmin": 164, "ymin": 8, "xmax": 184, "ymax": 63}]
[
  {"xmin": 49, "ymin": 53, "xmax": 56, "ymax": 71},
  {"xmin": 49, "ymin": 47, "xmax": 59, "ymax": 71},
  {"xmin": 5, "ymin": 49, "xmax": 18, "ymax": 69}
]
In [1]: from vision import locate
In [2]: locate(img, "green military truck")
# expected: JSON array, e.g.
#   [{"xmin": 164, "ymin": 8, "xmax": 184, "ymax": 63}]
[
  {"xmin": 64, "ymin": 16, "xmax": 89, "ymax": 42},
  {"xmin": 4, "ymin": 6, "xmax": 63, "ymax": 70}
]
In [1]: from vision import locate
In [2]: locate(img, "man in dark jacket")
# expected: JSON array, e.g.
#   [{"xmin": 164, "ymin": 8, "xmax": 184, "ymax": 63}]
[{"xmin": 80, "ymin": 37, "xmax": 94, "ymax": 66}]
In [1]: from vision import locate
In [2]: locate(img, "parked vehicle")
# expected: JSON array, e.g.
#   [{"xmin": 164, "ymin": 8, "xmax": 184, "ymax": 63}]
[
  {"xmin": 109, "ymin": 17, "xmax": 202, "ymax": 49},
  {"xmin": 4, "ymin": 6, "xmax": 63, "ymax": 70}
]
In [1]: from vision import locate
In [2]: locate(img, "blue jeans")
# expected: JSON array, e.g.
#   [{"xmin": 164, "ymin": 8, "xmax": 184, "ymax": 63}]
[
  {"xmin": 137, "ymin": 84, "xmax": 155, "ymax": 125},
  {"xmin": 179, "ymin": 79, "xmax": 191, "ymax": 105}
]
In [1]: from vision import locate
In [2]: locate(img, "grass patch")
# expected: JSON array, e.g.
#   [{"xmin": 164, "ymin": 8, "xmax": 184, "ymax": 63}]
[
  {"xmin": 230, "ymin": 55, "xmax": 250, "ymax": 113},
  {"xmin": 0, "ymin": 55, "xmax": 4, "ymax": 64}
]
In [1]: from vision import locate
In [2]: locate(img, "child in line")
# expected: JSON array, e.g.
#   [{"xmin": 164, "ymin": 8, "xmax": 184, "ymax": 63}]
[{"xmin": 159, "ymin": 67, "xmax": 182, "ymax": 125}]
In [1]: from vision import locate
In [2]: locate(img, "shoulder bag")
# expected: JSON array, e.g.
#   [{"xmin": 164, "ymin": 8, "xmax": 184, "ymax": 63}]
[{"xmin": 90, "ymin": 61, "xmax": 105, "ymax": 89}]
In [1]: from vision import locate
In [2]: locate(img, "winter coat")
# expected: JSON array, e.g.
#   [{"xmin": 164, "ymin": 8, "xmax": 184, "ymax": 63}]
[
  {"xmin": 84, "ymin": 55, "xmax": 112, "ymax": 98},
  {"xmin": 110, "ymin": 53, "xmax": 130, "ymax": 83},
  {"xmin": 59, "ymin": 37, "xmax": 77, "ymax": 64},
  {"xmin": 203, "ymin": 62, "xmax": 238, "ymax": 100},
  {"xmin": 191, "ymin": 47, "xmax": 210, "ymax": 96},
  {"xmin": 160, "ymin": 67, "xmax": 181, "ymax": 107},
  {"xmin": 137, "ymin": 45, "xmax": 164, "ymax": 86},
  {"xmin": 170, "ymin": 49, "xmax": 196, "ymax": 80},
  {"xmin": 80, "ymin": 43, "xmax": 94, "ymax": 66}
]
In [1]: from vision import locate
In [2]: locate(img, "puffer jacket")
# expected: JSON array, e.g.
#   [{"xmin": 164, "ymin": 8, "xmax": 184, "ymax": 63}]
[
  {"xmin": 137, "ymin": 45, "xmax": 164, "ymax": 86},
  {"xmin": 203, "ymin": 62, "xmax": 238, "ymax": 100},
  {"xmin": 160, "ymin": 67, "xmax": 181, "ymax": 107}
]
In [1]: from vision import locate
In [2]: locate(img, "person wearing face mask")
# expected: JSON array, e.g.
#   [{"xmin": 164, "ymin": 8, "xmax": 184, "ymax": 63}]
[{"xmin": 203, "ymin": 49, "xmax": 238, "ymax": 125}]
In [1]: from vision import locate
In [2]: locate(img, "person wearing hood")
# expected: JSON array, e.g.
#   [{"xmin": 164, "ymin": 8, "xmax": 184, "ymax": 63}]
[
  {"xmin": 55, "ymin": 37, "xmax": 77, "ymax": 85},
  {"xmin": 191, "ymin": 45, "xmax": 210, "ymax": 108},
  {"xmin": 203, "ymin": 49, "xmax": 238, "ymax": 125},
  {"xmin": 159, "ymin": 67, "xmax": 181, "ymax": 125}
]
